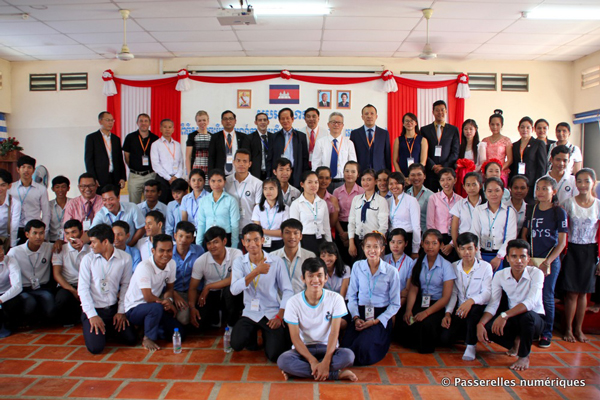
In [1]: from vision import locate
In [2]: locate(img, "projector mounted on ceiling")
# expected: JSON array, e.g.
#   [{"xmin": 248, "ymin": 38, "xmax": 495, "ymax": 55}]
[{"xmin": 217, "ymin": 8, "xmax": 257, "ymax": 26}]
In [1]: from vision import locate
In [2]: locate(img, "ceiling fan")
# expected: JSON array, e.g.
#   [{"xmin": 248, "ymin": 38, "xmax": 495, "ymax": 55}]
[
  {"xmin": 419, "ymin": 8, "xmax": 437, "ymax": 61},
  {"xmin": 116, "ymin": 9, "xmax": 134, "ymax": 61}
]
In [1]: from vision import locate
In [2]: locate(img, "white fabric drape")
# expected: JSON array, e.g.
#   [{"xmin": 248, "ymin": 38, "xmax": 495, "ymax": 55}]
[
  {"xmin": 120, "ymin": 85, "xmax": 151, "ymax": 142},
  {"xmin": 417, "ymin": 87, "xmax": 448, "ymax": 127}
]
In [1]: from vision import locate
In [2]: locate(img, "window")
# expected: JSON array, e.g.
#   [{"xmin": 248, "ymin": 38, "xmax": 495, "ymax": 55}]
[
  {"xmin": 467, "ymin": 73, "xmax": 497, "ymax": 91},
  {"xmin": 30, "ymin": 74, "xmax": 57, "ymax": 91},
  {"xmin": 582, "ymin": 66, "xmax": 600, "ymax": 90},
  {"xmin": 60, "ymin": 73, "xmax": 88, "ymax": 90},
  {"xmin": 501, "ymin": 74, "xmax": 528, "ymax": 92}
]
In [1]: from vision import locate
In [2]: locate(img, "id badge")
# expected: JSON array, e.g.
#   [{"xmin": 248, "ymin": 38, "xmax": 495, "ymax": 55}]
[
  {"xmin": 434, "ymin": 145, "xmax": 442, "ymax": 157},
  {"xmin": 482, "ymin": 235, "xmax": 493, "ymax": 251},
  {"xmin": 142, "ymin": 155, "xmax": 149, "ymax": 166},
  {"xmin": 31, "ymin": 277, "xmax": 40, "ymax": 290},
  {"xmin": 251, "ymin": 298, "xmax": 260, "ymax": 312},
  {"xmin": 58, "ymin": 229, "xmax": 64, "ymax": 239},
  {"xmin": 226, "ymin": 155, "xmax": 234, "ymax": 164},
  {"xmin": 264, "ymin": 236, "xmax": 272, "ymax": 248},
  {"xmin": 365, "ymin": 306, "xmax": 375, "ymax": 321},
  {"xmin": 100, "ymin": 279, "xmax": 109, "ymax": 294},
  {"xmin": 407, "ymin": 157, "xmax": 415, "ymax": 167},
  {"xmin": 421, "ymin": 295, "xmax": 431, "ymax": 308},
  {"xmin": 83, "ymin": 220, "xmax": 91, "ymax": 231},
  {"xmin": 518, "ymin": 162, "xmax": 526, "ymax": 175},
  {"xmin": 240, "ymin": 208, "xmax": 245, "ymax": 218},
  {"xmin": 315, "ymin": 222, "xmax": 322, "ymax": 239}
]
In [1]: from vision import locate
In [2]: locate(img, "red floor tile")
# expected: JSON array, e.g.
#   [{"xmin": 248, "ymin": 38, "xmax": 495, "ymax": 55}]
[
  {"xmin": 511, "ymin": 386, "xmax": 563, "ymax": 400},
  {"xmin": 66, "ymin": 335, "xmax": 86, "ymax": 346},
  {"xmin": 367, "ymin": 385, "xmax": 414, "ymax": 400},
  {"xmin": 113, "ymin": 363, "xmax": 158, "ymax": 379},
  {"xmin": 147, "ymin": 349, "xmax": 189, "ymax": 363},
  {"xmin": 28, "ymin": 360, "xmax": 78, "ymax": 376},
  {"xmin": 429, "ymin": 368, "xmax": 472, "ymax": 383},
  {"xmin": 68, "ymin": 379, "xmax": 122, "ymax": 398},
  {"xmin": 556, "ymin": 367, "xmax": 600, "ymax": 384},
  {"xmin": 463, "ymin": 386, "xmax": 513, "ymax": 400},
  {"xmin": 165, "ymin": 382, "xmax": 214, "ymax": 400},
  {"xmin": 558, "ymin": 385, "xmax": 600, "ymax": 400},
  {"xmin": 33, "ymin": 333, "xmax": 76, "ymax": 345},
  {"xmin": 217, "ymin": 382, "xmax": 263, "ymax": 400},
  {"xmin": 0, "ymin": 376, "xmax": 36, "ymax": 395},
  {"xmin": 34, "ymin": 326, "xmax": 70, "ymax": 334},
  {"xmin": 557, "ymin": 340, "xmax": 600, "ymax": 352},
  {"xmin": 107, "ymin": 347, "xmax": 149, "ymax": 362},
  {"xmin": 156, "ymin": 364, "xmax": 200, "ymax": 380},
  {"xmin": 0, "ymin": 359, "xmax": 36, "ymax": 374},
  {"xmin": 556, "ymin": 352, "xmax": 600, "ymax": 366},
  {"xmin": 247, "ymin": 365, "xmax": 286, "ymax": 381},
  {"xmin": 183, "ymin": 335, "xmax": 217, "ymax": 348},
  {"xmin": 351, "ymin": 367, "xmax": 382, "ymax": 383},
  {"xmin": 66, "ymin": 347, "xmax": 108, "ymax": 361},
  {"xmin": 188, "ymin": 349, "xmax": 226, "ymax": 363},
  {"xmin": 230, "ymin": 350, "xmax": 270, "ymax": 364},
  {"xmin": 479, "ymin": 351, "xmax": 518, "ymax": 367},
  {"xmin": 0, "ymin": 333, "xmax": 40, "ymax": 344},
  {"xmin": 374, "ymin": 352, "xmax": 397, "ymax": 366},
  {"xmin": 0, "ymin": 345, "xmax": 38, "ymax": 358},
  {"xmin": 515, "ymin": 367, "xmax": 561, "ymax": 380},
  {"xmin": 116, "ymin": 381, "xmax": 168, "ymax": 399},
  {"xmin": 68, "ymin": 362, "xmax": 116, "ymax": 378},
  {"xmin": 417, "ymin": 386, "xmax": 464, "ymax": 400},
  {"xmin": 398, "ymin": 352, "xmax": 439, "ymax": 366},
  {"xmin": 527, "ymin": 353, "xmax": 565, "ymax": 367},
  {"xmin": 438, "ymin": 352, "xmax": 484, "ymax": 366},
  {"xmin": 269, "ymin": 383, "xmax": 314, "ymax": 400},
  {"xmin": 202, "ymin": 365, "xmax": 245, "ymax": 381},
  {"xmin": 319, "ymin": 384, "xmax": 364, "ymax": 400},
  {"xmin": 472, "ymin": 367, "xmax": 518, "ymax": 380},
  {"xmin": 23, "ymin": 377, "xmax": 78, "ymax": 397},
  {"xmin": 385, "ymin": 367, "xmax": 430, "ymax": 384},
  {"xmin": 30, "ymin": 345, "xmax": 75, "ymax": 360}
]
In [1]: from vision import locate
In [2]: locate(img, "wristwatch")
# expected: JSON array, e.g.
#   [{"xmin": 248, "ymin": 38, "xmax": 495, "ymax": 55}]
[
  {"xmin": 500, "ymin": 312, "xmax": 508, "ymax": 319},
  {"xmin": 168, "ymin": 297, "xmax": 174, "ymax": 303}
]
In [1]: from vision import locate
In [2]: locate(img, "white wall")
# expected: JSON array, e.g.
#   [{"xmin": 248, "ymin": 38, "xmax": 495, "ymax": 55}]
[{"xmin": 0, "ymin": 58, "xmax": 11, "ymax": 114}]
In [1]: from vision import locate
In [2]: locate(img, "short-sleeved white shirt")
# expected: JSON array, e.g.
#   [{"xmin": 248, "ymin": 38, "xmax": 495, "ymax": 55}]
[
  {"xmin": 284, "ymin": 290, "xmax": 348, "ymax": 346},
  {"xmin": 324, "ymin": 265, "xmax": 350, "ymax": 296},
  {"xmin": 191, "ymin": 247, "xmax": 243, "ymax": 287},
  {"xmin": 124, "ymin": 257, "xmax": 176, "ymax": 312},
  {"xmin": 51, "ymin": 242, "xmax": 90, "ymax": 285}
]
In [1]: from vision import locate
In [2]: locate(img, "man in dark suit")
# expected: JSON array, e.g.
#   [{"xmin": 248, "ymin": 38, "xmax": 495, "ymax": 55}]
[
  {"xmin": 349, "ymin": 104, "xmax": 391, "ymax": 173},
  {"xmin": 266, "ymin": 108, "xmax": 309, "ymax": 188},
  {"xmin": 318, "ymin": 92, "xmax": 330, "ymax": 108},
  {"xmin": 207, "ymin": 110, "xmax": 254, "ymax": 177},
  {"xmin": 420, "ymin": 100, "xmax": 460, "ymax": 192},
  {"xmin": 250, "ymin": 112, "xmax": 272, "ymax": 180},
  {"xmin": 84, "ymin": 111, "xmax": 127, "ymax": 191}
]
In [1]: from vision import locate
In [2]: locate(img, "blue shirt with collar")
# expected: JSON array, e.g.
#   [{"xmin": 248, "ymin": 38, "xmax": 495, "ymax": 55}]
[
  {"xmin": 137, "ymin": 200, "xmax": 168, "ymax": 218},
  {"xmin": 364, "ymin": 125, "xmax": 377, "ymax": 140},
  {"xmin": 91, "ymin": 201, "xmax": 145, "ymax": 244},
  {"xmin": 230, "ymin": 250, "xmax": 293, "ymax": 322},
  {"xmin": 347, "ymin": 259, "xmax": 401, "ymax": 328},
  {"xmin": 125, "ymin": 245, "xmax": 142, "ymax": 272},
  {"xmin": 181, "ymin": 190, "xmax": 208, "ymax": 229},
  {"xmin": 418, "ymin": 254, "xmax": 456, "ymax": 301},
  {"xmin": 196, "ymin": 191, "xmax": 240, "ymax": 248},
  {"xmin": 165, "ymin": 200, "xmax": 182, "ymax": 237},
  {"xmin": 172, "ymin": 244, "xmax": 204, "ymax": 292},
  {"xmin": 283, "ymin": 129, "xmax": 294, "ymax": 166},
  {"xmin": 383, "ymin": 253, "xmax": 415, "ymax": 293}
]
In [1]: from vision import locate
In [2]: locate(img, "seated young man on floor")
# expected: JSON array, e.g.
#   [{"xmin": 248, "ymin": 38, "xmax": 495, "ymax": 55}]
[
  {"xmin": 230, "ymin": 223, "xmax": 293, "ymax": 362},
  {"xmin": 278, "ymin": 257, "xmax": 357, "ymax": 382},
  {"xmin": 52, "ymin": 219, "xmax": 90, "ymax": 326},
  {"xmin": 124, "ymin": 234, "xmax": 181, "ymax": 351},
  {"xmin": 78, "ymin": 224, "xmax": 136, "ymax": 354},
  {"xmin": 189, "ymin": 226, "xmax": 243, "ymax": 330},
  {"xmin": 477, "ymin": 239, "xmax": 545, "ymax": 371}
]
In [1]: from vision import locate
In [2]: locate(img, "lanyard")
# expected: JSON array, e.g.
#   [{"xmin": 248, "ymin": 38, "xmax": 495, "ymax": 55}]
[
  {"xmin": 436, "ymin": 124, "xmax": 444, "ymax": 143},
  {"xmin": 265, "ymin": 204, "xmax": 278, "ymax": 229},
  {"xmin": 366, "ymin": 130, "xmax": 375, "ymax": 148},
  {"xmin": 331, "ymin": 136, "xmax": 343, "ymax": 155},
  {"xmin": 411, "ymin": 188, "xmax": 425, "ymax": 201},
  {"xmin": 424, "ymin": 265, "xmax": 437, "ymax": 295},
  {"xmin": 102, "ymin": 134, "xmax": 112, "ymax": 154},
  {"xmin": 486, "ymin": 207, "xmax": 502, "ymax": 237},
  {"xmin": 396, "ymin": 254, "xmax": 407, "ymax": 271},
  {"xmin": 162, "ymin": 139, "xmax": 176, "ymax": 159},
  {"xmin": 283, "ymin": 132, "xmax": 294, "ymax": 154},
  {"xmin": 190, "ymin": 193, "xmax": 203, "ymax": 222},
  {"xmin": 213, "ymin": 260, "xmax": 227, "ymax": 280},
  {"xmin": 284, "ymin": 257, "xmax": 300, "ymax": 281},
  {"xmin": 224, "ymin": 132, "xmax": 233, "ymax": 153},
  {"xmin": 459, "ymin": 262, "xmax": 476, "ymax": 296},
  {"xmin": 367, "ymin": 266, "xmax": 381, "ymax": 300},
  {"xmin": 82, "ymin": 198, "xmax": 97, "ymax": 220},
  {"xmin": 303, "ymin": 200, "xmax": 319, "ymax": 223},
  {"xmin": 211, "ymin": 194, "xmax": 222, "ymax": 218},
  {"xmin": 519, "ymin": 142, "xmax": 527, "ymax": 162},
  {"xmin": 54, "ymin": 202, "xmax": 66, "ymax": 224},
  {"xmin": 173, "ymin": 203, "xmax": 181, "ymax": 223},
  {"xmin": 138, "ymin": 134, "xmax": 151, "ymax": 154},
  {"xmin": 18, "ymin": 185, "xmax": 33, "ymax": 205},
  {"xmin": 260, "ymin": 135, "xmax": 269, "ymax": 151},
  {"xmin": 234, "ymin": 179, "xmax": 248, "ymax": 200},
  {"xmin": 443, "ymin": 193, "xmax": 455, "ymax": 211},
  {"xmin": 250, "ymin": 259, "xmax": 263, "ymax": 289},
  {"xmin": 106, "ymin": 210, "xmax": 123, "ymax": 224},
  {"xmin": 405, "ymin": 135, "xmax": 416, "ymax": 155},
  {"xmin": 28, "ymin": 252, "xmax": 40, "ymax": 277},
  {"xmin": 390, "ymin": 193, "xmax": 405, "ymax": 221},
  {"xmin": 283, "ymin": 188, "xmax": 291, "ymax": 204}
]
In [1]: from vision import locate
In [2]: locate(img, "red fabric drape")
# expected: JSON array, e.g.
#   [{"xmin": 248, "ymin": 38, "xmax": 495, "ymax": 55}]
[
  {"xmin": 151, "ymin": 82, "xmax": 182, "ymax": 142},
  {"xmin": 106, "ymin": 82, "xmax": 122, "ymax": 138}
]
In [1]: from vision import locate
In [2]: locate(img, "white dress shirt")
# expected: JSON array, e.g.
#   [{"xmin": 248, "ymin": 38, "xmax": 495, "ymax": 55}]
[
  {"xmin": 282, "ymin": 185, "xmax": 301, "ymax": 207},
  {"xmin": 225, "ymin": 173, "xmax": 263, "ymax": 231},
  {"xmin": 8, "ymin": 242, "xmax": 53, "ymax": 287},
  {"xmin": 471, "ymin": 202, "xmax": 517, "ymax": 258},
  {"xmin": 51, "ymin": 242, "xmax": 90, "ymax": 285},
  {"xmin": 445, "ymin": 259, "xmax": 493, "ymax": 313},
  {"xmin": 0, "ymin": 256, "xmax": 22, "ymax": 303},
  {"xmin": 150, "ymin": 137, "xmax": 185, "ymax": 181},
  {"xmin": 388, "ymin": 193, "xmax": 421, "ymax": 251},
  {"xmin": 49, "ymin": 198, "xmax": 72, "ymax": 242},
  {"xmin": 348, "ymin": 192, "xmax": 389, "ymax": 240},
  {"xmin": 289, "ymin": 194, "xmax": 332, "ymax": 241},
  {"xmin": 0, "ymin": 195, "xmax": 21, "ymax": 247},
  {"xmin": 191, "ymin": 247, "xmax": 243, "ymax": 287},
  {"xmin": 450, "ymin": 197, "xmax": 482, "ymax": 235},
  {"xmin": 485, "ymin": 266, "xmax": 545, "ymax": 315},
  {"xmin": 8, "ymin": 180, "xmax": 50, "ymax": 233},
  {"xmin": 135, "ymin": 236, "xmax": 154, "ymax": 262},
  {"xmin": 78, "ymin": 248, "xmax": 132, "ymax": 318},
  {"xmin": 124, "ymin": 257, "xmax": 176, "ymax": 312},
  {"xmin": 536, "ymin": 172, "xmax": 578, "ymax": 205},
  {"xmin": 311, "ymin": 134, "xmax": 357, "ymax": 179},
  {"xmin": 272, "ymin": 246, "xmax": 316, "ymax": 295},
  {"xmin": 504, "ymin": 199, "xmax": 527, "ymax": 233},
  {"xmin": 251, "ymin": 203, "xmax": 289, "ymax": 246}
]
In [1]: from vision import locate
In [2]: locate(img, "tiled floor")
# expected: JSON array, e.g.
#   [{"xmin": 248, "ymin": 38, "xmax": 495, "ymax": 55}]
[{"xmin": 0, "ymin": 326, "xmax": 599, "ymax": 400}]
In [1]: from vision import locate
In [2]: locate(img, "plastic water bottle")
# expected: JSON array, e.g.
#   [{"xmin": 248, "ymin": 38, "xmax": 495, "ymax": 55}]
[
  {"xmin": 223, "ymin": 327, "xmax": 232, "ymax": 353},
  {"xmin": 172, "ymin": 328, "xmax": 182, "ymax": 354}
]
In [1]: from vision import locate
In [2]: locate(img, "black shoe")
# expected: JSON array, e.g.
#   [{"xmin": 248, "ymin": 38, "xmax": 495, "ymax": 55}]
[{"xmin": 539, "ymin": 337, "xmax": 551, "ymax": 348}]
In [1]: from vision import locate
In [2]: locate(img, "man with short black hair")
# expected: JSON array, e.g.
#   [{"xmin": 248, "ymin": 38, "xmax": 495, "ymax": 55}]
[
  {"xmin": 272, "ymin": 218, "xmax": 315, "ymax": 295},
  {"xmin": 137, "ymin": 179, "xmax": 167, "ymax": 217},
  {"xmin": 91, "ymin": 185, "xmax": 145, "ymax": 246},
  {"xmin": 136, "ymin": 210, "xmax": 165, "ymax": 261},
  {"xmin": 350, "ymin": 104, "xmax": 391, "ymax": 173},
  {"xmin": 0, "ymin": 168, "xmax": 20, "ymax": 250},
  {"xmin": 298, "ymin": 107, "xmax": 324, "ymax": 167},
  {"xmin": 49, "ymin": 175, "xmax": 71, "ymax": 243},
  {"xmin": 111, "ymin": 221, "xmax": 141, "ymax": 271},
  {"xmin": 225, "ymin": 149, "xmax": 262, "ymax": 235},
  {"xmin": 207, "ymin": 110, "xmax": 254, "ymax": 177},
  {"xmin": 250, "ymin": 112, "xmax": 272, "ymax": 180}
]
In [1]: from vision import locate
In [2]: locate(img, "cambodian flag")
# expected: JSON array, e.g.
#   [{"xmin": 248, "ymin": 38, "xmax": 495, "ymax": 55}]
[{"xmin": 269, "ymin": 85, "xmax": 300, "ymax": 104}]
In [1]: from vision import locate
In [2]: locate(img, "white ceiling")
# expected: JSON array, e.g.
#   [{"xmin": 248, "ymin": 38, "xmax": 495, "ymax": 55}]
[{"xmin": 0, "ymin": 0, "xmax": 599, "ymax": 62}]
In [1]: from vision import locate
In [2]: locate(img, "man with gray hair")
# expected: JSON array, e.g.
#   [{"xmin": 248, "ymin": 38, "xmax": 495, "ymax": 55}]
[{"xmin": 312, "ymin": 112, "xmax": 357, "ymax": 192}]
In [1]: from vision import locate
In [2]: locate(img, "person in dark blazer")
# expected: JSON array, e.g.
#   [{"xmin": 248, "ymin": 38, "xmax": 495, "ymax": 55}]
[
  {"xmin": 534, "ymin": 118, "xmax": 556, "ymax": 155},
  {"xmin": 350, "ymin": 104, "xmax": 391, "ymax": 174},
  {"xmin": 420, "ymin": 100, "xmax": 460, "ymax": 192},
  {"xmin": 250, "ymin": 112, "xmax": 273, "ymax": 180},
  {"xmin": 207, "ymin": 110, "xmax": 252, "ymax": 177},
  {"xmin": 266, "ymin": 108, "xmax": 309, "ymax": 188},
  {"xmin": 510, "ymin": 116, "xmax": 548, "ymax": 203},
  {"xmin": 84, "ymin": 111, "xmax": 127, "ymax": 191},
  {"xmin": 318, "ymin": 92, "xmax": 330, "ymax": 108}
]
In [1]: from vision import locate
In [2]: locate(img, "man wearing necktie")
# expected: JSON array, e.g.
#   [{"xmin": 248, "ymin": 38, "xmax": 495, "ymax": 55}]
[
  {"xmin": 350, "ymin": 104, "xmax": 391, "ymax": 174},
  {"xmin": 207, "ymin": 110, "xmax": 253, "ymax": 177},
  {"xmin": 298, "ymin": 108, "xmax": 322, "ymax": 168},
  {"xmin": 250, "ymin": 113, "xmax": 272, "ymax": 180}
]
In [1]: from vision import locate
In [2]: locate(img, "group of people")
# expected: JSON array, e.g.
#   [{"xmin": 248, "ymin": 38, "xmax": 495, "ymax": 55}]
[{"xmin": 0, "ymin": 99, "xmax": 597, "ymax": 381}]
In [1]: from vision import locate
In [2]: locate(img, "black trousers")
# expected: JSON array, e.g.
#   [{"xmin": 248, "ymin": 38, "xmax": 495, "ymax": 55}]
[
  {"xmin": 335, "ymin": 221, "xmax": 352, "ymax": 267},
  {"xmin": 231, "ymin": 316, "xmax": 288, "ymax": 362},
  {"xmin": 485, "ymin": 311, "xmax": 545, "ymax": 358},
  {"xmin": 0, "ymin": 296, "xmax": 24, "ymax": 330},
  {"xmin": 301, "ymin": 234, "xmax": 325, "ymax": 256},
  {"xmin": 54, "ymin": 287, "xmax": 81, "ymax": 326},
  {"xmin": 441, "ymin": 234, "xmax": 459, "ymax": 263},
  {"xmin": 16, "ymin": 228, "xmax": 26, "ymax": 246},
  {"xmin": 440, "ymin": 304, "xmax": 486, "ymax": 346},
  {"xmin": 397, "ymin": 299, "xmax": 446, "ymax": 354},
  {"xmin": 156, "ymin": 175, "xmax": 174, "ymax": 204},
  {"xmin": 195, "ymin": 287, "xmax": 243, "ymax": 328},
  {"xmin": 81, "ymin": 304, "xmax": 137, "ymax": 354}
]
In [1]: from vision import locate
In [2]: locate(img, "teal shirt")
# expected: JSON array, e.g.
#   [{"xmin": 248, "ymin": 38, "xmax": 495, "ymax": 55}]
[{"xmin": 195, "ymin": 191, "xmax": 240, "ymax": 248}]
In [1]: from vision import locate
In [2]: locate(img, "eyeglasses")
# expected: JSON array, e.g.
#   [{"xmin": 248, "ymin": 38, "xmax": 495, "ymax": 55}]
[
  {"xmin": 329, "ymin": 121, "xmax": 343, "ymax": 125},
  {"xmin": 102, "ymin": 118, "xmax": 115, "ymax": 123}
]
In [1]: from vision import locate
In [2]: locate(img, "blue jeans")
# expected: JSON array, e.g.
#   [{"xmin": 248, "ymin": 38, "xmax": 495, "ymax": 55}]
[
  {"xmin": 18, "ymin": 287, "xmax": 55, "ymax": 324},
  {"xmin": 542, "ymin": 258, "xmax": 561, "ymax": 339}
]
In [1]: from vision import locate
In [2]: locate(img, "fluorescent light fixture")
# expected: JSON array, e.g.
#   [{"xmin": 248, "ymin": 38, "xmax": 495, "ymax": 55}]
[
  {"xmin": 0, "ymin": 13, "xmax": 29, "ymax": 20},
  {"xmin": 522, "ymin": 7, "xmax": 600, "ymax": 20},
  {"xmin": 254, "ymin": 6, "xmax": 331, "ymax": 16}
]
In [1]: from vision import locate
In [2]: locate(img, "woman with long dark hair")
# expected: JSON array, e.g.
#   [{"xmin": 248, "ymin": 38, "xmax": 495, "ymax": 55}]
[{"xmin": 392, "ymin": 112, "xmax": 428, "ymax": 177}]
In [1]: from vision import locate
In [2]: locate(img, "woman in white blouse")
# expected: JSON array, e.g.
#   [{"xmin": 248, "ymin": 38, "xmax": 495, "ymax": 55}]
[
  {"xmin": 251, "ymin": 177, "xmax": 289, "ymax": 252},
  {"xmin": 387, "ymin": 171, "xmax": 420, "ymax": 258},
  {"xmin": 289, "ymin": 171, "xmax": 332, "ymax": 254}
]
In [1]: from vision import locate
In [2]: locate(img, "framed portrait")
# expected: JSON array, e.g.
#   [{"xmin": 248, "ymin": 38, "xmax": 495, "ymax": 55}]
[
  {"xmin": 336, "ymin": 90, "xmax": 351, "ymax": 109},
  {"xmin": 237, "ymin": 89, "xmax": 251, "ymax": 109},
  {"xmin": 317, "ymin": 90, "xmax": 332, "ymax": 109}
]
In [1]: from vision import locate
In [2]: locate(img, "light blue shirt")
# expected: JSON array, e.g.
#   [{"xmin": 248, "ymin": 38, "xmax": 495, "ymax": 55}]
[
  {"xmin": 137, "ymin": 200, "xmax": 168, "ymax": 219},
  {"xmin": 406, "ymin": 186, "xmax": 434, "ymax": 234},
  {"xmin": 165, "ymin": 200, "xmax": 182, "ymax": 237},
  {"xmin": 195, "ymin": 191, "xmax": 240, "ymax": 248},
  {"xmin": 230, "ymin": 251, "xmax": 294, "ymax": 322},
  {"xmin": 181, "ymin": 190, "xmax": 208, "ymax": 229},
  {"xmin": 347, "ymin": 259, "xmax": 401, "ymax": 328},
  {"xmin": 364, "ymin": 125, "xmax": 376, "ymax": 140},
  {"xmin": 172, "ymin": 244, "xmax": 204, "ymax": 292},
  {"xmin": 91, "ymin": 202, "xmax": 145, "ymax": 244},
  {"xmin": 282, "ymin": 129, "xmax": 294, "ymax": 167},
  {"xmin": 383, "ymin": 253, "xmax": 415, "ymax": 293},
  {"xmin": 418, "ymin": 254, "xmax": 456, "ymax": 301},
  {"xmin": 125, "ymin": 246, "xmax": 142, "ymax": 272}
]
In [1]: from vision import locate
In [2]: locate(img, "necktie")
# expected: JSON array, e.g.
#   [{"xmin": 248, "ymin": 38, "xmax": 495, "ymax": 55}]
[
  {"xmin": 309, "ymin": 130, "xmax": 316, "ymax": 153},
  {"xmin": 261, "ymin": 134, "xmax": 268, "ymax": 168},
  {"xmin": 367, "ymin": 128, "xmax": 374, "ymax": 168},
  {"xmin": 361, "ymin": 197, "xmax": 372, "ymax": 223},
  {"xmin": 226, "ymin": 133, "xmax": 233, "ymax": 173},
  {"xmin": 436, "ymin": 124, "xmax": 442, "ymax": 143},
  {"xmin": 261, "ymin": 134, "xmax": 267, "ymax": 148},
  {"xmin": 330, "ymin": 138, "xmax": 338, "ymax": 178},
  {"xmin": 85, "ymin": 200, "xmax": 93, "ymax": 220}
]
